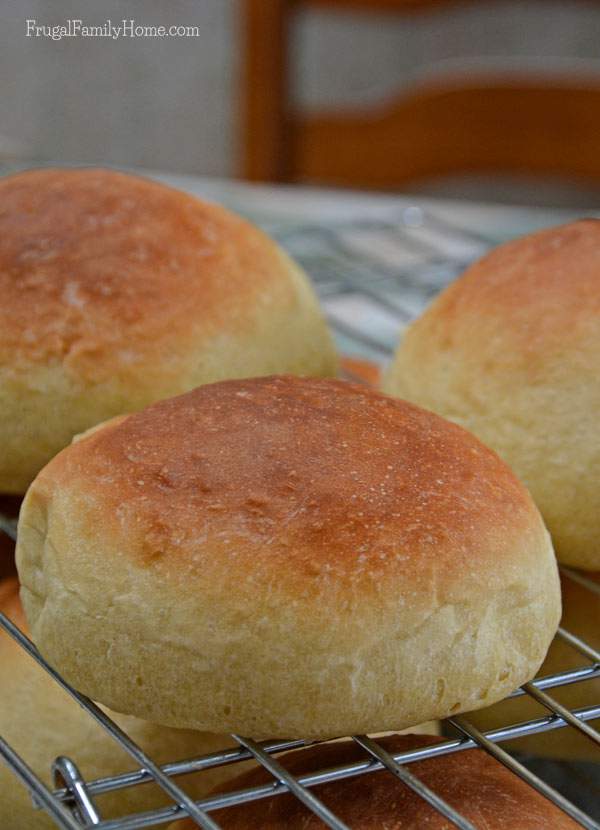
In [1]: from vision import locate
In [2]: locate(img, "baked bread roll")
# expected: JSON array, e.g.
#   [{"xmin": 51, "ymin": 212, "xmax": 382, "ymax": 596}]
[
  {"xmin": 17, "ymin": 376, "xmax": 560, "ymax": 739},
  {"xmin": 384, "ymin": 220, "xmax": 600, "ymax": 570},
  {"xmin": 168, "ymin": 734, "xmax": 580, "ymax": 829},
  {"xmin": 0, "ymin": 579, "xmax": 253, "ymax": 830},
  {"xmin": 0, "ymin": 167, "xmax": 336, "ymax": 494},
  {"xmin": 468, "ymin": 570, "xmax": 600, "ymax": 761}
]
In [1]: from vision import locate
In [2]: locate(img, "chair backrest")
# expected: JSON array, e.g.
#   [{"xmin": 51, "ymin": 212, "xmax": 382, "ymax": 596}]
[{"xmin": 241, "ymin": 0, "xmax": 600, "ymax": 188}]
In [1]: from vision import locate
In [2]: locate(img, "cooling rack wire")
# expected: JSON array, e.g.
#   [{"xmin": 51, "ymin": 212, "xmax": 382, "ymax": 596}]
[{"xmin": 1, "ymin": 207, "xmax": 599, "ymax": 829}]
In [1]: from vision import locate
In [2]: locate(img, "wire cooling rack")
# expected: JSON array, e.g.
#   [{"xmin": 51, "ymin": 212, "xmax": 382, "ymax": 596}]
[{"xmin": 1, "ymin": 207, "xmax": 599, "ymax": 829}]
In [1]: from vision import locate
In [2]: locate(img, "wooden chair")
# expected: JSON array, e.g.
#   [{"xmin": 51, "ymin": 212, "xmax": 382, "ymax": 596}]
[{"xmin": 241, "ymin": 0, "xmax": 600, "ymax": 189}]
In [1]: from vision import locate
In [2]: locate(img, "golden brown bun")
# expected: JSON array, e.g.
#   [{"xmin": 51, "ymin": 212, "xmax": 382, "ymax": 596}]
[
  {"xmin": 0, "ymin": 167, "xmax": 336, "ymax": 494},
  {"xmin": 384, "ymin": 219, "xmax": 600, "ymax": 569},
  {"xmin": 0, "ymin": 578, "xmax": 254, "ymax": 830},
  {"xmin": 169, "ymin": 734, "xmax": 580, "ymax": 829},
  {"xmin": 469, "ymin": 571, "xmax": 600, "ymax": 761},
  {"xmin": 17, "ymin": 376, "xmax": 560, "ymax": 739}
]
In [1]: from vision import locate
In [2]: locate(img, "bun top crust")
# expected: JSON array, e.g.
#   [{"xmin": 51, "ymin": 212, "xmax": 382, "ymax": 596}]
[
  {"xmin": 0, "ymin": 168, "xmax": 304, "ymax": 381},
  {"xmin": 170, "ymin": 734, "xmax": 579, "ymax": 829},
  {"xmin": 413, "ymin": 219, "xmax": 600, "ymax": 373},
  {"xmin": 30, "ymin": 376, "xmax": 548, "ymax": 605}
]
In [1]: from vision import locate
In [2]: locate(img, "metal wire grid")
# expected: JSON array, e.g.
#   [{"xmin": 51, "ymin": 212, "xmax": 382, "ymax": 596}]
[{"xmin": 0, "ymin": 208, "xmax": 599, "ymax": 829}]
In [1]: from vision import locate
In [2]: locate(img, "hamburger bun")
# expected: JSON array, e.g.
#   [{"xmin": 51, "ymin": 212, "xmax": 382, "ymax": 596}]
[
  {"xmin": 17, "ymin": 376, "xmax": 560, "ymax": 739},
  {"xmin": 384, "ymin": 220, "xmax": 600, "ymax": 570},
  {"xmin": 168, "ymin": 734, "xmax": 580, "ymax": 829},
  {"xmin": 0, "ymin": 167, "xmax": 336, "ymax": 493}
]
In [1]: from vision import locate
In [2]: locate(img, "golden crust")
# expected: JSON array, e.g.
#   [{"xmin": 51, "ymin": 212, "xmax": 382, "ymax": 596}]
[
  {"xmin": 429, "ymin": 219, "xmax": 600, "ymax": 363},
  {"xmin": 28, "ymin": 376, "xmax": 541, "ymax": 586},
  {"xmin": 385, "ymin": 220, "xmax": 600, "ymax": 569},
  {"xmin": 0, "ymin": 168, "xmax": 336, "ymax": 493},
  {"xmin": 169, "ymin": 734, "xmax": 580, "ymax": 829},
  {"xmin": 0, "ymin": 168, "xmax": 303, "ymax": 373},
  {"xmin": 0, "ymin": 578, "xmax": 253, "ymax": 829},
  {"xmin": 17, "ymin": 376, "xmax": 560, "ymax": 738}
]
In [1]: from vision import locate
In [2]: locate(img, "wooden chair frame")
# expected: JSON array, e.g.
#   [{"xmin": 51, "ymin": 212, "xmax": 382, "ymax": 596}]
[{"xmin": 241, "ymin": 0, "xmax": 600, "ymax": 188}]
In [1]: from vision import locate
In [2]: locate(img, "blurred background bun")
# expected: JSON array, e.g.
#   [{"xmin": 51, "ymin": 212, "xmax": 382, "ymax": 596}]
[
  {"xmin": 0, "ymin": 578, "xmax": 253, "ymax": 830},
  {"xmin": 0, "ymin": 167, "xmax": 336, "ymax": 494},
  {"xmin": 385, "ymin": 220, "xmax": 600, "ymax": 570},
  {"xmin": 18, "ymin": 375, "xmax": 559, "ymax": 740},
  {"xmin": 168, "ymin": 734, "xmax": 580, "ymax": 829}
]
